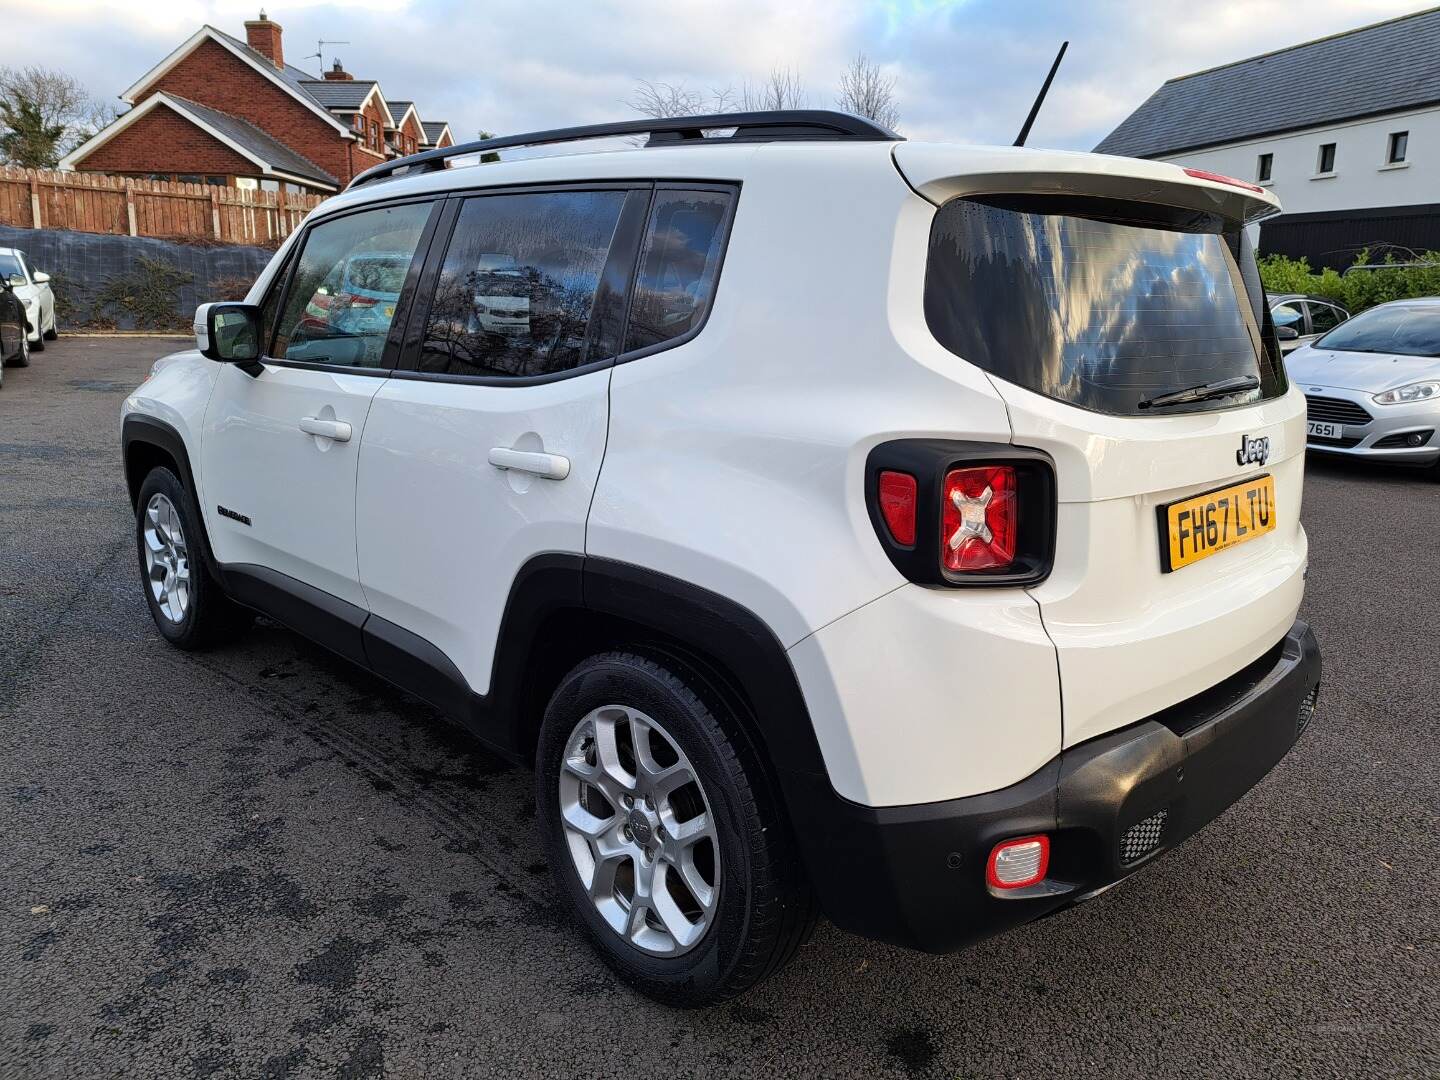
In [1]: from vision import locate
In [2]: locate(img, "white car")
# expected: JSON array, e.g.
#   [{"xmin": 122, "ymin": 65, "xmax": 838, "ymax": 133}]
[
  {"xmin": 120, "ymin": 111, "xmax": 1322, "ymax": 1006},
  {"xmin": 0, "ymin": 246, "xmax": 57, "ymax": 355},
  {"xmin": 1287, "ymin": 298, "xmax": 1440, "ymax": 472}
]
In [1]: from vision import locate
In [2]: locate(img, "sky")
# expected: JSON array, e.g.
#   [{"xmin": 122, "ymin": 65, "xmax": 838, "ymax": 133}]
[{"xmin": 11, "ymin": 0, "xmax": 1431, "ymax": 151}]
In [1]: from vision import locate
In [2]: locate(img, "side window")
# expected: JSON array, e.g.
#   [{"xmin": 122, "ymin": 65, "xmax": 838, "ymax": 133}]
[
  {"xmin": 257, "ymin": 250, "xmax": 293, "ymax": 350},
  {"xmin": 1307, "ymin": 302, "xmax": 1342, "ymax": 335},
  {"xmin": 418, "ymin": 190, "xmax": 626, "ymax": 379},
  {"xmin": 271, "ymin": 201, "xmax": 432, "ymax": 369},
  {"xmin": 1272, "ymin": 303, "xmax": 1303, "ymax": 330},
  {"xmin": 624, "ymin": 189, "xmax": 732, "ymax": 354}
]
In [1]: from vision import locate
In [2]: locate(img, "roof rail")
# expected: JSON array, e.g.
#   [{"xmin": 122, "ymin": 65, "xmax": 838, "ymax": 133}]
[{"xmin": 347, "ymin": 109, "xmax": 901, "ymax": 189}]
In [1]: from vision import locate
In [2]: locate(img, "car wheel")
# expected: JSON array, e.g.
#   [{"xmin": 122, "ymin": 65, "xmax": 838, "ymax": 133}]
[
  {"xmin": 8, "ymin": 332, "xmax": 29, "ymax": 368},
  {"xmin": 134, "ymin": 466, "xmax": 251, "ymax": 649},
  {"xmin": 536, "ymin": 651, "xmax": 816, "ymax": 1006},
  {"xmin": 29, "ymin": 325, "xmax": 43, "ymax": 352},
  {"xmin": 43, "ymin": 315, "xmax": 57, "ymax": 341}
]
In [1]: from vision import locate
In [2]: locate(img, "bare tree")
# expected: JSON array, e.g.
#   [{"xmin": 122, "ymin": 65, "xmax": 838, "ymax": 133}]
[
  {"xmin": 837, "ymin": 53, "xmax": 899, "ymax": 130},
  {"xmin": 739, "ymin": 67, "xmax": 809, "ymax": 111},
  {"xmin": 0, "ymin": 66, "xmax": 118, "ymax": 163},
  {"xmin": 629, "ymin": 80, "xmax": 735, "ymax": 118}
]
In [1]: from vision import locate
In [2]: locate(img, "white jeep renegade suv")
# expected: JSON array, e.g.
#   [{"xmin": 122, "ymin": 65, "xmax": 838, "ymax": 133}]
[{"xmin": 121, "ymin": 111, "xmax": 1322, "ymax": 1006}]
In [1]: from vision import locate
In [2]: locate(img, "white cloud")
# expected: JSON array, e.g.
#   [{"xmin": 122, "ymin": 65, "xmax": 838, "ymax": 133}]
[{"xmin": 16, "ymin": 0, "xmax": 1430, "ymax": 151}]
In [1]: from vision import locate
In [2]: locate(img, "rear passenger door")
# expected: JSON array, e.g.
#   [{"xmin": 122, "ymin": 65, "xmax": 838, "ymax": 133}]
[{"xmin": 354, "ymin": 185, "xmax": 648, "ymax": 699}]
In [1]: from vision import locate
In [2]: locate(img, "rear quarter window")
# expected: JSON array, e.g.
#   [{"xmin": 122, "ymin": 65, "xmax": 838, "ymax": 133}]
[{"xmin": 924, "ymin": 195, "xmax": 1286, "ymax": 416}]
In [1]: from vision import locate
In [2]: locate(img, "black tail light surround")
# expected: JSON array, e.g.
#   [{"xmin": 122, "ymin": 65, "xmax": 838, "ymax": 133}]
[{"xmin": 864, "ymin": 439, "xmax": 1057, "ymax": 587}]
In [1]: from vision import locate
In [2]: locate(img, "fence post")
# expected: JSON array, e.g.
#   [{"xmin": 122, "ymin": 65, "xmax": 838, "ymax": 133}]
[
  {"xmin": 28, "ymin": 173, "xmax": 42, "ymax": 229},
  {"xmin": 124, "ymin": 179, "xmax": 138, "ymax": 236},
  {"xmin": 210, "ymin": 187, "xmax": 221, "ymax": 239}
]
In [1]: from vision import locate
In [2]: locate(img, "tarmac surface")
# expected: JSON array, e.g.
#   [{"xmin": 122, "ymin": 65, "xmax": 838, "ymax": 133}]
[{"xmin": 2, "ymin": 336, "xmax": 1435, "ymax": 1078}]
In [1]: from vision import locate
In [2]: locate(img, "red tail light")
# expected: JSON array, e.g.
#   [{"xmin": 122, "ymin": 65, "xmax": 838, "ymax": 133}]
[
  {"xmin": 877, "ymin": 470, "xmax": 917, "ymax": 545},
  {"xmin": 1182, "ymin": 167, "xmax": 1265, "ymax": 194},
  {"xmin": 865, "ymin": 442, "xmax": 1054, "ymax": 588},
  {"xmin": 941, "ymin": 465, "xmax": 1017, "ymax": 572}
]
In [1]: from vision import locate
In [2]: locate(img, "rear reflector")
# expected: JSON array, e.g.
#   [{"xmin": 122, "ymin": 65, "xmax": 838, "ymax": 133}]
[
  {"xmin": 1182, "ymin": 167, "xmax": 1266, "ymax": 194},
  {"xmin": 877, "ymin": 470, "xmax": 917, "ymax": 546},
  {"xmin": 986, "ymin": 835, "xmax": 1049, "ymax": 889},
  {"xmin": 942, "ymin": 465, "xmax": 1017, "ymax": 572}
]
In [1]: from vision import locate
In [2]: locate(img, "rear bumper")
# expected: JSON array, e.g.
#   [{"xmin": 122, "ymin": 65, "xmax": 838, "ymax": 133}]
[{"xmin": 785, "ymin": 618, "xmax": 1321, "ymax": 953}]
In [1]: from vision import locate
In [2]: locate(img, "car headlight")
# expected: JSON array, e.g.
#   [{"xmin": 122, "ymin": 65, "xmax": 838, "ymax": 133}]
[{"xmin": 1373, "ymin": 380, "xmax": 1440, "ymax": 405}]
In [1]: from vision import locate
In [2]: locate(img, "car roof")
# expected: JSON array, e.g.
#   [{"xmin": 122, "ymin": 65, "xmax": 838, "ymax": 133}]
[
  {"xmin": 1370, "ymin": 296, "xmax": 1440, "ymax": 308},
  {"xmin": 314, "ymin": 133, "xmax": 1283, "ymax": 225},
  {"xmin": 1270, "ymin": 293, "xmax": 1345, "ymax": 305}
]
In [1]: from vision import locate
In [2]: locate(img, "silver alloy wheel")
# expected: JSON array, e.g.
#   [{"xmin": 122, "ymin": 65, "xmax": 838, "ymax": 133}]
[
  {"xmin": 558, "ymin": 704, "xmax": 720, "ymax": 956},
  {"xmin": 142, "ymin": 493, "xmax": 191, "ymax": 624}
]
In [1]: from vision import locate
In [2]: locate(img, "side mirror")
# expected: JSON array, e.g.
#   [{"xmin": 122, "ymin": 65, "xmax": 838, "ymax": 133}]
[
  {"xmin": 195, "ymin": 302, "xmax": 262, "ymax": 362},
  {"xmin": 1276, "ymin": 325, "xmax": 1299, "ymax": 340},
  {"xmin": 32, "ymin": 271, "xmax": 50, "ymax": 284}
]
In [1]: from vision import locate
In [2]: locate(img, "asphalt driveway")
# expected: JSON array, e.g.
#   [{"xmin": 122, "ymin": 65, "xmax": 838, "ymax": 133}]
[{"xmin": 1, "ymin": 337, "xmax": 1436, "ymax": 1078}]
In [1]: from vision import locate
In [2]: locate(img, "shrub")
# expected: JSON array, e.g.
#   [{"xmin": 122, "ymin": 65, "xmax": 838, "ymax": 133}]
[
  {"xmin": 91, "ymin": 255, "xmax": 194, "ymax": 331},
  {"xmin": 1258, "ymin": 250, "xmax": 1440, "ymax": 314}
]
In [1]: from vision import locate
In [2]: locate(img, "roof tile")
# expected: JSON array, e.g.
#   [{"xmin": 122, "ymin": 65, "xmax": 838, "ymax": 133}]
[{"xmin": 1096, "ymin": 7, "xmax": 1440, "ymax": 158}]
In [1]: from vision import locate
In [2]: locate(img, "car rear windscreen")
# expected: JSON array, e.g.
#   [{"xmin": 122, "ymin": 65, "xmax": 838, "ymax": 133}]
[{"xmin": 924, "ymin": 195, "xmax": 1287, "ymax": 416}]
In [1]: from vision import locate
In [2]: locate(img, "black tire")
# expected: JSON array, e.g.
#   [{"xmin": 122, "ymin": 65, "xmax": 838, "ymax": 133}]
[
  {"xmin": 536, "ymin": 651, "xmax": 816, "ymax": 1007},
  {"xmin": 43, "ymin": 322, "xmax": 57, "ymax": 340},
  {"xmin": 8, "ymin": 332, "xmax": 30, "ymax": 368},
  {"xmin": 134, "ymin": 466, "xmax": 251, "ymax": 649},
  {"xmin": 29, "ymin": 328, "xmax": 43, "ymax": 352}
]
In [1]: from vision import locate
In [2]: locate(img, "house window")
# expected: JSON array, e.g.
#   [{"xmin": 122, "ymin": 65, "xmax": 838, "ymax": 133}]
[
  {"xmin": 1387, "ymin": 131, "xmax": 1408, "ymax": 164},
  {"xmin": 369, "ymin": 119, "xmax": 379, "ymax": 150},
  {"xmin": 1317, "ymin": 143, "xmax": 1336, "ymax": 174},
  {"xmin": 1256, "ymin": 153, "xmax": 1273, "ymax": 183}
]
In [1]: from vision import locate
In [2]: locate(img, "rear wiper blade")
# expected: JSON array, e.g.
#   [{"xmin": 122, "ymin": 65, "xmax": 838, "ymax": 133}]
[{"xmin": 1138, "ymin": 375, "xmax": 1260, "ymax": 410}]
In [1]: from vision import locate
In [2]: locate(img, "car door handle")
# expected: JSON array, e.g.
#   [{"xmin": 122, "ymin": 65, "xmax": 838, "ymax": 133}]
[
  {"xmin": 487, "ymin": 447, "xmax": 570, "ymax": 480},
  {"xmin": 299, "ymin": 416, "xmax": 353, "ymax": 442}
]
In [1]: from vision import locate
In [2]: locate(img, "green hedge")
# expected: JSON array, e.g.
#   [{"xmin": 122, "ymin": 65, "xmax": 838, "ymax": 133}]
[{"xmin": 1258, "ymin": 251, "xmax": 1440, "ymax": 314}]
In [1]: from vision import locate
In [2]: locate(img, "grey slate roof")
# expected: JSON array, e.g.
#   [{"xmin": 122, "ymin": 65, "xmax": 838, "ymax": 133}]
[
  {"xmin": 1095, "ymin": 6, "xmax": 1440, "ymax": 159},
  {"xmin": 421, "ymin": 121, "xmax": 450, "ymax": 144},
  {"xmin": 164, "ymin": 96, "xmax": 338, "ymax": 187},
  {"xmin": 213, "ymin": 29, "xmax": 319, "ymax": 93},
  {"xmin": 297, "ymin": 79, "xmax": 378, "ymax": 111}
]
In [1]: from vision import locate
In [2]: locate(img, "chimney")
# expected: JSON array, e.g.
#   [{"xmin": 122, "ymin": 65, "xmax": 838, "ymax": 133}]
[
  {"xmin": 244, "ymin": 10, "xmax": 284, "ymax": 69},
  {"xmin": 324, "ymin": 58, "xmax": 354, "ymax": 81}
]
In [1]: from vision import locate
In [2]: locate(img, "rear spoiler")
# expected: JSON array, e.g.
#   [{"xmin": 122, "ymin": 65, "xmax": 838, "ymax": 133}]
[{"xmin": 893, "ymin": 143, "xmax": 1282, "ymax": 225}]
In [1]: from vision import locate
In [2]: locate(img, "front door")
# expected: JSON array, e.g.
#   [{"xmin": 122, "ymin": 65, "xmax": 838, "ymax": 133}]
[{"xmin": 201, "ymin": 199, "xmax": 437, "ymax": 608}]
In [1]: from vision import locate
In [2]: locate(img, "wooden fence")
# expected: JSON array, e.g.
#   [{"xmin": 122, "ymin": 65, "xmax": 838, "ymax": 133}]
[{"xmin": 0, "ymin": 166, "xmax": 326, "ymax": 246}]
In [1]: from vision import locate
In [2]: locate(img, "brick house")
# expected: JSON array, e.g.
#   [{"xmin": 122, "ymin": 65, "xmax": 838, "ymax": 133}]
[{"xmin": 58, "ymin": 11, "xmax": 455, "ymax": 195}]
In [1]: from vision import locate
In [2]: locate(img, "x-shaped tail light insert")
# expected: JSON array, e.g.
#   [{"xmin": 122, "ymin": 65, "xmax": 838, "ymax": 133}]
[{"xmin": 947, "ymin": 484, "xmax": 994, "ymax": 550}]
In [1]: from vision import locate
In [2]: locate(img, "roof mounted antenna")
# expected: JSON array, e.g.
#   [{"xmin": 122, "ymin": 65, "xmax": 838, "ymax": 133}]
[
  {"xmin": 1013, "ymin": 40, "xmax": 1068, "ymax": 147},
  {"xmin": 304, "ymin": 39, "xmax": 350, "ymax": 73}
]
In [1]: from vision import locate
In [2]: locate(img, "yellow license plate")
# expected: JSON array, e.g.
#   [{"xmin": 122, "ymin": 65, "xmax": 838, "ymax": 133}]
[{"xmin": 1159, "ymin": 474, "xmax": 1276, "ymax": 572}]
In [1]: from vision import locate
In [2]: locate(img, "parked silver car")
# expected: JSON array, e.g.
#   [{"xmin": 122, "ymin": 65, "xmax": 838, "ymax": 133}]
[
  {"xmin": 1286, "ymin": 298, "xmax": 1440, "ymax": 473},
  {"xmin": 1270, "ymin": 293, "xmax": 1350, "ymax": 353}
]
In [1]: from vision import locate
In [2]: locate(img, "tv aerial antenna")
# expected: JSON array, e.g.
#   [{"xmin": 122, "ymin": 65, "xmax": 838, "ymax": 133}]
[{"xmin": 305, "ymin": 40, "xmax": 351, "ymax": 74}]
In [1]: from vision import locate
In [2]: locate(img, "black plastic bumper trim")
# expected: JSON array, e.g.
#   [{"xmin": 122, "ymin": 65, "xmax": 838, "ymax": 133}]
[{"xmin": 786, "ymin": 619, "xmax": 1322, "ymax": 953}]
